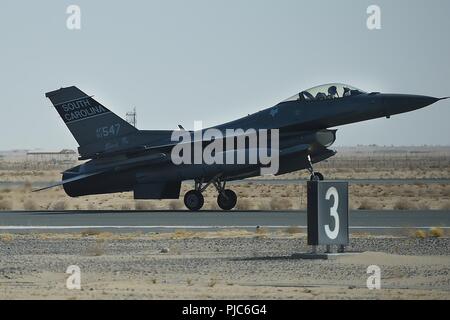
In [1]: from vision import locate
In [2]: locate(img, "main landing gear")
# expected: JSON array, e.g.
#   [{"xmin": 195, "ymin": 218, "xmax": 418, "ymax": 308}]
[
  {"xmin": 307, "ymin": 155, "xmax": 324, "ymax": 181},
  {"xmin": 183, "ymin": 190, "xmax": 204, "ymax": 211},
  {"xmin": 184, "ymin": 176, "xmax": 237, "ymax": 211}
]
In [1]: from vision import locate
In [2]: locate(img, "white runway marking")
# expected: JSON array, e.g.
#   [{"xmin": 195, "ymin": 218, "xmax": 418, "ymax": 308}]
[{"xmin": 0, "ymin": 225, "xmax": 449, "ymax": 230}]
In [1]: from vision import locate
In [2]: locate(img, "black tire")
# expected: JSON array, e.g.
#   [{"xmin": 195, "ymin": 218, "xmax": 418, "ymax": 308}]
[
  {"xmin": 184, "ymin": 190, "xmax": 204, "ymax": 211},
  {"xmin": 217, "ymin": 189, "xmax": 237, "ymax": 211},
  {"xmin": 310, "ymin": 172, "xmax": 324, "ymax": 181}
]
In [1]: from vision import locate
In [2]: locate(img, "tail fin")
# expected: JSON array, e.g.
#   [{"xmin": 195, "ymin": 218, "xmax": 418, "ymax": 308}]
[{"xmin": 46, "ymin": 86, "xmax": 139, "ymax": 158}]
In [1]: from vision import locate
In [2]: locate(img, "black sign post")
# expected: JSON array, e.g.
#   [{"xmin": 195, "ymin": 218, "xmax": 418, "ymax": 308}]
[{"xmin": 307, "ymin": 181, "xmax": 349, "ymax": 251}]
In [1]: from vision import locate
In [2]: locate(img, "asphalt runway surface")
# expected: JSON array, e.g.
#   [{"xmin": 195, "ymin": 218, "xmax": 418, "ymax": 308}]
[{"xmin": 0, "ymin": 210, "xmax": 449, "ymax": 233}]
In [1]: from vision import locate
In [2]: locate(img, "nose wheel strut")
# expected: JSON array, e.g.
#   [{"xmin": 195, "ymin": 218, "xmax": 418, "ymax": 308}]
[{"xmin": 307, "ymin": 155, "xmax": 324, "ymax": 181}]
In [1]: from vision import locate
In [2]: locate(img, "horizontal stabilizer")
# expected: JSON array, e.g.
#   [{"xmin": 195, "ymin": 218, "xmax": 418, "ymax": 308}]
[{"xmin": 32, "ymin": 170, "xmax": 106, "ymax": 192}]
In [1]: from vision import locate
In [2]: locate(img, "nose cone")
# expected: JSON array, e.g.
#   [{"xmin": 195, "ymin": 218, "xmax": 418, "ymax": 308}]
[
  {"xmin": 406, "ymin": 95, "xmax": 440, "ymax": 108},
  {"xmin": 383, "ymin": 94, "xmax": 442, "ymax": 116}
]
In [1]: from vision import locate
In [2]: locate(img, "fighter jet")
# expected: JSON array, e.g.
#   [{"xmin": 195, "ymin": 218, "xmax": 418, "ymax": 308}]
[{"xmin": 40, "ymin": 83, "xmax": 447, "ymax": 211}]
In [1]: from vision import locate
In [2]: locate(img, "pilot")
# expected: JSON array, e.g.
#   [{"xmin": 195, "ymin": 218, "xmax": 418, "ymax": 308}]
[
  {"xmin": 327, "ymin": 85, "xmax": 338, "ymax": 99},
  {"xmin": 316, "ymin": 92, "xmax": 327, "ymax": 100},
  {"xmin": 343, "ymin": 87, "xmax": 351, "ymax": 97}
]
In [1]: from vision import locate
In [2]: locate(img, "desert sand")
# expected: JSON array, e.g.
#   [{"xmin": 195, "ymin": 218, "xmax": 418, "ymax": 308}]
[
  {"xmin": 1, "ymin": 146, "xmax": 450, "ymax": 211},
  {"xmin": 0, "ymin": 231, "xmax": 449, "ymax": 299}
]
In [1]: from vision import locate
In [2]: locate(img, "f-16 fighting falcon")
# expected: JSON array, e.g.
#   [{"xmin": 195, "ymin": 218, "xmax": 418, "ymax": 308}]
[{"xmin": 39, "ymin": 84, "xmax": 447, "ymax": 211}]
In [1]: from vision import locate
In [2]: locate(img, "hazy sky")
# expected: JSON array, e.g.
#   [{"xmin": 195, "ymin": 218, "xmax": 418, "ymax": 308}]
[{"xmin": 0, "ymin": 0, "xmax": 449, "ymax": 151}]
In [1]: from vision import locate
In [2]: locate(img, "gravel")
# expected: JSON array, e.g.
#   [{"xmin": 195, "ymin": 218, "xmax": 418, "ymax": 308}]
[{"xmin": 0, "ymin": 234, "xmax": 449, "ymax": 299}]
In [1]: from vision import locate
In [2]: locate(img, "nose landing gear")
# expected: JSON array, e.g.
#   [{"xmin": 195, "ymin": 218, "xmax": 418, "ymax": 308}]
[
  {"xmin": 307, "ymin": 155, "xmax": 324, "ymax": 181},
  {"xmin": 310, "ymin": 172, "xmax": 324, "ymax": 181}
]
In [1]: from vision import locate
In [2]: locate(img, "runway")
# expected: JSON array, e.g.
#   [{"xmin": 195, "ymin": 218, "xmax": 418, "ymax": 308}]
[{"xmin": 0, "ymin": 210, "xmax": 449, "ymax": 233}]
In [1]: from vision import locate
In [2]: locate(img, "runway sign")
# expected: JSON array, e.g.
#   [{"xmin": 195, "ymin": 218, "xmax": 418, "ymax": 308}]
[{"xmin": 307, "ymin": 181, "xmax": 349, "ymax": 246}]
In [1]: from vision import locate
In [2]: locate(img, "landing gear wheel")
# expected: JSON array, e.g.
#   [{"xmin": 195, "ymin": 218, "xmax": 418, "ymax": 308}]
[
  {"xmin": 217, "ymin": 189, "xmax": 237, "ymax": 211},
  {"xmin": 310, "ymin": 172, "xmax": 324, "ymax": 181},
  {"xmin": 184, "ymin": 190, "xmax": 204, "ymax": 211}
]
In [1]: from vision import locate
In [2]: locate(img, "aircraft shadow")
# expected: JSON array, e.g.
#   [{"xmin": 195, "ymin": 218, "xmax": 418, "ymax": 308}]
[
  {"xmin": 229, "ymin": 255, "xmax": 301, "ymax": 262},
  {"xmin": 20, "ymin": 209, "xmax": 285, "ymax": 215}
]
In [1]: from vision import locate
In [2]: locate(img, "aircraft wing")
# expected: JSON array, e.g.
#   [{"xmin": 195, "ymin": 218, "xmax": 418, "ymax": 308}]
[{"xmin": 80, "ymin": 129, "xmax": 282, "ymax": 160}]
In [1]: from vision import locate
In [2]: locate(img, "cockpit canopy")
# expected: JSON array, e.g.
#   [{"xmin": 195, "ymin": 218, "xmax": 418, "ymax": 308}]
[{"xmin": 283, "ymin": 83, "xmax": 366, "ymax": 102}]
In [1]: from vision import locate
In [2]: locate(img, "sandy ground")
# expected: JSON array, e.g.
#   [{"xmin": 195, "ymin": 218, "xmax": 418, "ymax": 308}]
[
  {"xmin": 1, "ymin": 180, "xmax": 450, "ymax": 211},
  {"xmin": 0, "ymin": 231, "xmax": 449, "ymax": 299},
  {"xmin": 1, "ymin": 146, "xmax": 450, "ymax": 211}
]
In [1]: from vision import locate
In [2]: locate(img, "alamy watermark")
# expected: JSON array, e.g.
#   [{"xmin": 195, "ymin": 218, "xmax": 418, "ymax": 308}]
[
  {"xmin": 66, "ymin": 265, "xmax": 81, "ymax": 290},
  {"xmin": 367, "ymin": 5, "xmax": 381, "ymax": 30},
  {"xmin": 66, "ymin": 5, "xmax": 81, "ymax": 30},
  {"xmin": 366, "ymin": 265, "xmax": 381, "ymax": 290},
  {"xmin": 170, "ymin": 121, "xmax": 280, "ymax": 175}
]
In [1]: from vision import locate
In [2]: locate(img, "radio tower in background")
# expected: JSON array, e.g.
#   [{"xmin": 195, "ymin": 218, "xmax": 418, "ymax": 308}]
[{"xmin": 126, "ymin": 107, "xmax": 137, "ymax": 128}]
